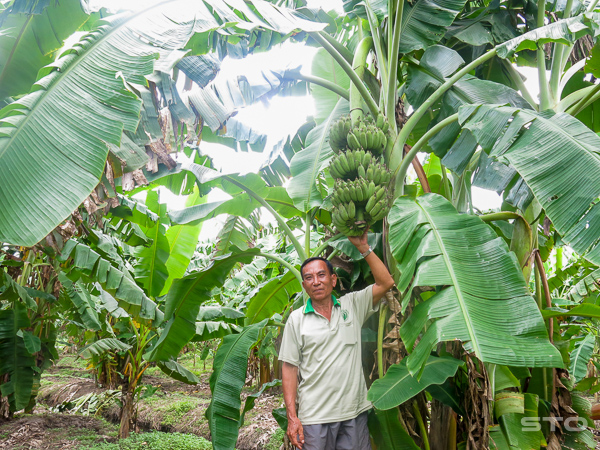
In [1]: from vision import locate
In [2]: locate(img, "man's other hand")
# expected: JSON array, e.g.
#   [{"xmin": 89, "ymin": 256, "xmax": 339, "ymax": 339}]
[{"xmin": 287, "ymin": 416, "xmax": 304, "ymax": 449}]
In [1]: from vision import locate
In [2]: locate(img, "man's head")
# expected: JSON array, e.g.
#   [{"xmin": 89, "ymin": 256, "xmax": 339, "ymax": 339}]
[{"xmin": 300, "ymin": 257, "xmax": 337, "ymax": 302}]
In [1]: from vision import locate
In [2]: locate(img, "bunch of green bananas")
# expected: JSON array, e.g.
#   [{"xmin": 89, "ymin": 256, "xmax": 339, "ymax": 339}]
[
  {"xmin": 328, "ymin": 113, "xmax": 394, "ymax": 237},
  {"xmin": 329, "ymin": 149, "xmax": 374, "ymax": 179},
  {"xmin": 329, "ymin": 116, "xmax": 352, "ymax": 154},
  {"xmin": 347, "ymin": 123, "xmax": 388, "ymax": 156}
]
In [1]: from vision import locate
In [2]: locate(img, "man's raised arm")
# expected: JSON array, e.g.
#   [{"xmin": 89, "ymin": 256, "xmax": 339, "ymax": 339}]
[{"xmin": 347, "ymin": 229, "xmax": 395, "ymax": 306}]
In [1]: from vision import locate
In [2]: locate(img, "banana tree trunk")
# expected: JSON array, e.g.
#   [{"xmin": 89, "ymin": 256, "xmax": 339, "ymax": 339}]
[{"xmin": 119, "ymin": 378, "xmax": 135, "ymax": 439}]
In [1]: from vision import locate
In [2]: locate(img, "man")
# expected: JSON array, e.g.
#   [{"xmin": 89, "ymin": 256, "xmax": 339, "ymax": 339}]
[{"xmin": 279, "ymin": 230, "xmax": 395, "ymax": 449}]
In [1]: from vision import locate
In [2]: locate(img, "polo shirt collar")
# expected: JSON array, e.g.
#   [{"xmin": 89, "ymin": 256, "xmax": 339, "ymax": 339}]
[{"xmin": 303, "ymin": 295, "xmax": 340, "ymax": 314}]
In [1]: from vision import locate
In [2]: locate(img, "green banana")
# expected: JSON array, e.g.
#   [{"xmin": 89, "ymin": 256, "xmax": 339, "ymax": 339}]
[
  {"xmin": 339, "ymin": 203, "xmax": 349, "ymax": 221},
  {"xmin": 365, "ymin": 195, "xmax": 377, "ymax": 213},
  {"xmin": 367, "ymin": 181, "xmax": 376, "ymax": 198},
  {"xmin": 363, "ymin": 151, "xmax": 372, "ymax": 167},
  {"xmin": 368, "ymin": 200, "xmax": 383, "ymax": 219},
  {"xmin": 339, "ymin": 154, "xmax": 350, "ymax": 173},
  {"xmin": 374, "ymin": 186, "xmax": 387, "ymax": 202},
  {"xmin": 347, "ymin": 200, "xmax": 356, "ymax": 220},
  {"xmin": 372, "ymin": 202, "xmax": 389, "ymax": 221},
  {"xmin": 347, "ymin": 132, "xmax": 360, "ymax": 150},
  {"xmin": 376, "ymin": 114, "xmax": 384, "ymax": 129},
  {"xmin": 357, "ymin": 165, "xmax": 366, "ymax": 178}
]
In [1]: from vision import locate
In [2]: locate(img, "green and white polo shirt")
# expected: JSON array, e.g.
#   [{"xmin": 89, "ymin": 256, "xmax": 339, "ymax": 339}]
[{"xmin": 279, "ymin": 285, "xmax": 378, "ymax": 425}]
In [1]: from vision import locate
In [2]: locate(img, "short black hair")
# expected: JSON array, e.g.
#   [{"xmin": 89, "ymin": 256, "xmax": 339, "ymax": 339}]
[{"xmin": 300, "ymin": 257, "xmax": 335, "ymax": 279}]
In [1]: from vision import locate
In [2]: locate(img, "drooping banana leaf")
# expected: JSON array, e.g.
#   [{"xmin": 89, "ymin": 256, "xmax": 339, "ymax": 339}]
[
  {"xmin": 207, "ymin": 319, "xmax": 268, "ymax": 450},
  {"xmin": 459, "ymin": 104, "xmax": 600, "ymax": 266},
  {"xmin": 367, "ymin": 355, "xmax": 464, "ymax": 410},
  {"xmin": 239, "ymin": 379, "xmax": 281, "ymax": 427},
  {"xmin": 160, "ymin": 189, "xmax": 205, "ymax": 296},
  {"xmin": 78, "ymin": 338, "xmax": 132, "ymax": 359},
  {"xmin": 389, "ymin": 194, "xmax": 563, "ymax": 375},
  {"xmin": 244, "ymin": 271, "xmax": 302, "ymax": 324},
  {"xmin": 157, "ymin": 359, "xmax": 199, "ymax": 384},
  {"xmin": 58, "ymin": 273, "xmax": 102, "ymax": 332},
  {"xmin": 568, "ymin": 268, "xmax": 600, "ymax": 302},
  {"xmin": 149, "ymin": 248, "xmax": 260, "ymax": 361},
  {"xmin": 495, "ymin": 392, "xmax": 543, "ymax": 450},
  {"xmin": 287, "ymin": 98, "xmax": 348, "ymax": 212},
  {"xmin": 570, "ymin": 334, "xmax": 595, "ymax": 383},
  {"xmin": 0, "ymin": 0, "xmax": 325, "ymax": 247},
  {"xmin": 398, "ymin": 0, "xmax": 470, "ymax": 54},
  {"xmin": 58, "ymin": 240, "xmax": 159, "ymax": 322},
  {"xmin": 133, "ymin": 191, "xmax": 170, "ymax": 298},
  {"xmin": 0, "ymin": 0, "xmax": 90, "ymax": 99},
  {"xmin": 170, "ymin": 170, "xmax": 302, "ymax": 224},
  {"xmin": 310, "ymin": 48, "xmax": 351, "ymax": 122},
  {"xmin": 0, "ymin": 301, "xmax": 35, "ymax": 411}
]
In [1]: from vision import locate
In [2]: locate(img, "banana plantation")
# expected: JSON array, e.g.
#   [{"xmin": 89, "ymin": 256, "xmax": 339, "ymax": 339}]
[{"xmin": 4, "ymin": 0, "xmax": 600, "ymax": 448}]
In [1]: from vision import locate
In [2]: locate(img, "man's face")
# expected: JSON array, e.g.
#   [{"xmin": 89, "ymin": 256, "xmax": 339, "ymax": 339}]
[{"xmin": 301, "ymin": 260, "xmax": 337, "ymax": 302}]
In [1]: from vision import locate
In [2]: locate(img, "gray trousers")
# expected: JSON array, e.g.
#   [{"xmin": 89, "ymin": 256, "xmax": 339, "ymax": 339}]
[{"xmin": 300, "ymin": 411, "xmax": 371, "ymax": 450}]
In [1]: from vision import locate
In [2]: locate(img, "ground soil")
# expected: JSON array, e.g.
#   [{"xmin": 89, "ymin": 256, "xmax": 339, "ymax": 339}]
[
  {"xmin": 0, "ymin": 354, "xmax": 285, "ymax": 449},
  {"xmin": 0, "ymin": 414, "xmax": 116, "ymax": 449}
]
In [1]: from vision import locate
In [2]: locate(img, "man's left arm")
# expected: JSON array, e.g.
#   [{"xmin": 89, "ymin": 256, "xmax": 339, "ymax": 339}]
[{"xmin": 348, "ymin": 229, "xmax": 395, "ymax": 307}]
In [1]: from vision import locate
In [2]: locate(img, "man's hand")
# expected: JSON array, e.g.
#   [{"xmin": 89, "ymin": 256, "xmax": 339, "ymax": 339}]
[
  {"xmin": 287, "ymin": 416, "xmax": 304, "ymax": 449},
  {"xmin": 347, "ymin": 228, "xmax": 369, "ymax": 253}
]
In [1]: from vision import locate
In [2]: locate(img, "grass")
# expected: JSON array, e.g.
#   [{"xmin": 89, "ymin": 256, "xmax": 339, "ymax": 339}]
[{"xmin": 80, "ymin": 431, "xmax": 212, "ymax": 450}]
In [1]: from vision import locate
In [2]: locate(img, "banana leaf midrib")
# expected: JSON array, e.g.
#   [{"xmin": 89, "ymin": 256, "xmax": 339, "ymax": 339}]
[
  {"xmin": 416, "ymin": 200, "xmax": 481, "ymax": 358},
  {"xmin": 0, "ymin": 14, "xmax": 33, "ymax": 88}
]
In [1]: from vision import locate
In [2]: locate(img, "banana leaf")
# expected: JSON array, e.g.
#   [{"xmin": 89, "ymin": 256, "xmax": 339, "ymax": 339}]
[
  {"xmin": 287, "ymin": 98, "xmax": 348, "ymax": 212},
  {"xmin": 0, "ymin": 0, "xmax": 89, "ymax": 99},
  {"xmin": 78, "ymin": 338, "xmax": 131, "ymax": 358},
  {"xmin": 570, "ymin": 334, "xmax": 595, "ymax": 383},
  {"xmin": 156, "ymin": 359, "xmax": 199, "ymax": 384},
  {"xmin": 367, "ymin": 355, "xmax": 464, "ymax": 410},
  {"xmin": 149, "ymin": 248, "xmax": 260, "ymax": 361},
  {"xmin": 0, "ymin": 301, "xmax": 35, "ymax": 411},
  {"xmin": 244, "ymin": 271, "xmax": 301, "ymax": 324},
  {"xmin": 58, "ymin": 273, "xmax": 102, "ymax": 332},
  {"xmin": 207, "ymin": 319, "xmax": 268, "ymax": 450},
  {"xmin": 389, "ymin": 194, "xmax": 563, "ymax": 375},
  {"xmin": 58, "ymin": 241, "xmax": 159, "ymax": 322},
  {"xmin": 459, "ymin": 104, "xmax": 600, "ymax": 266},
  {"xmin": 0, "ymin": 0, "xmax": 325, "ymax": 247}
]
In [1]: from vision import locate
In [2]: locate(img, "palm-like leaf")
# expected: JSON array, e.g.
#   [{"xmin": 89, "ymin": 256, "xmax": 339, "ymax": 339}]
[
  {"xmin": 460, "ymin": 104, "xmax": 600, "ymax": 266},
  {"xmin": 389, "ymin": 194, "xmax": 562, "ymax": 375},
  {"xmin": 149, "ymin": 248, "xmax": 260, "ymax": 361},
  {"xmin": 207, "ymin": 319, "xmax": 268, "ymax": 450}
]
